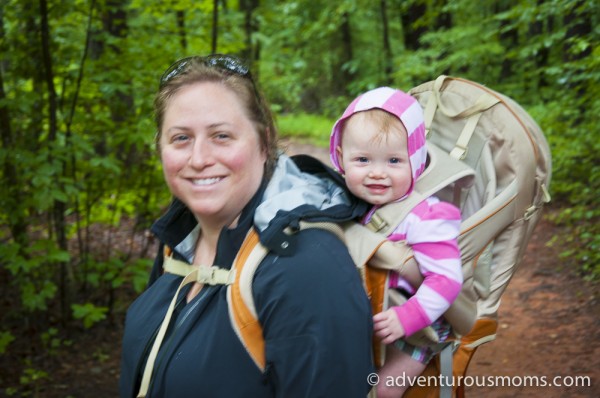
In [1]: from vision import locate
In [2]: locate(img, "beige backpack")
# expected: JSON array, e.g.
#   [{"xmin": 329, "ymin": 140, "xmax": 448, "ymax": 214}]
[{"xmin": 397, "ymin": 75, "xmax": 551, "ymax": 397}]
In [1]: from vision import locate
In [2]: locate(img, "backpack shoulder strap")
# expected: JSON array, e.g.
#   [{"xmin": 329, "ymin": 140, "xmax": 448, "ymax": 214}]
[
  {"xmin": 227, "ymin": 228, "xmax": 269, "ymax": 371},
  {"xmin": 227, "ymin": 222, "xmax": 348, "ymax": 371}
]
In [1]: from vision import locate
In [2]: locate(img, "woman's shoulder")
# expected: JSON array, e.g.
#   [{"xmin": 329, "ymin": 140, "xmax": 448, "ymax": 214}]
[
  {"xmin": 253, "ymin": 227, "xmax": 360, "ymax": 293},
  {"xmin": 262, "ymin": 227, "xmax": 352, "ymax": 272},
  {"xmin": 251, "ymin": 226, "xmax": 370, "ymax": 325}
]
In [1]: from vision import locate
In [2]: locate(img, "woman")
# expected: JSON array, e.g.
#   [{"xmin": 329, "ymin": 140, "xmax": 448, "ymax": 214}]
[{"xmin": 119, "ymin": 55, "xmax": 374, "ymax": 397}]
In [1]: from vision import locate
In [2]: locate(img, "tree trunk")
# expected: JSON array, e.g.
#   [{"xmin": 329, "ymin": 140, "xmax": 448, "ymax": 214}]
[
  {"xmin": 102, "ymin": 0, "xmax": 132, "ymax": 125},
  {"xmin": 496, "ymin": 2, "xmax": 518, "ymax": 80},
  {"xmin": 240, "ymin": 0, "xmax": 260, "ymax": 70},
  {"xmin": 528, "ymin": 0, "xmax": 550, "ymax": 89},
  {"xmin": 66, "ymin": 0, "xmax": 97, "ymax": 295},
  {"xmin": 401, "ymin": 0, "xmax": 426, "ymax": 51},
  {"xmin": 176, "ymin": 11, "xmax": 187, "ymax": 51},
  {"xmin": 332, "ymin": 11, "xmax": 354, "ymax": 96},
  {"xmin": 563, "ymin": 0, "xmax": 591, "ymax": 124},
  {"xmin": 380, "ymin": 0, "xmax": 393, "ymax": 85},
  {"xmin": 212, "ymin": 0, "xmax": 219, "ymax": 53},
  {"xmin": 0, "ymin": 7, "xmax": 28, "ymax": 250},
  {"xmin": 40, "ymin": 0, "xmax": 72, "ymax": 323}
]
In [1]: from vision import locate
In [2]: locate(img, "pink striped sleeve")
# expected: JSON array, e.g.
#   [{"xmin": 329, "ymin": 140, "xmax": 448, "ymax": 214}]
[{"xmin": 388, "ymin": 197, "xmax": 463, "ymax": 335}]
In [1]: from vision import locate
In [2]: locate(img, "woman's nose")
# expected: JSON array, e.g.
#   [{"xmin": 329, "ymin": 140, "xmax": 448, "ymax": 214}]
[{"xmin": 189, "ymin": 139, "xmax": 214, "ymax": 169}]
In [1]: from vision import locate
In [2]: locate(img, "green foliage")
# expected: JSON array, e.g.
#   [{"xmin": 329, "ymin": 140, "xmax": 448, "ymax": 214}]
[
  {"xmin": 18, "ymin": 361, "xmax": 49, "ymax": 397},
  {"xmin": 0, "ymin": 331, "xmax": 15, "ymax": 355},
  {"xmin": 41, "ymin": 327, "xmax": 72, "ymax": 357},
  {"xmin": 71, "ymin": 303, "xmax": 108, "ymax": 329},
  {"xmin": 129, "ymin": 258, "xmax": 155, "ymax": 293},
  {"xmin": 277, "ymin": 113, "xmax": 334, "ymax": 147},
  {"xmin": 1, "ymin": 240, "xmax": 64, "ymax": 311},
  {"xmin": 548, "ymin": 206, "xmax": 600, "ymax": 281}
]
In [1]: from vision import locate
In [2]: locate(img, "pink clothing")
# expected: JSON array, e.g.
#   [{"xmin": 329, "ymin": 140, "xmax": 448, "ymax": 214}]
[
  {"xmin": 367, "ymin": 196, "xmax": 463, "ymax": 338},
  {"xmin": 330, "ymin": 87, "xmax": 462, "ymax": 339}
]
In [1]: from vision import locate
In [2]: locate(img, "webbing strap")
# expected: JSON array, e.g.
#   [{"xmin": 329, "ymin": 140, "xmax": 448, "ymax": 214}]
[
  {"xmin": 137, "ymin": 269, "xmax": 198, "ymax": 397},
  {"xmin": 138, "ymin": 257, "xmax": 235, "ymax": 396},
  {"xmin": 432, "ymin": 75, "xmax": 500, "ymax": 119},
  {"xmin": 450, "ymin": 112, "xmax": 483, "ymax": 160},
  {"xmin": 164, "ymin": 256, "xmax": 235, "ymax": 285},
  {"xmin": 524, "ymin": 183, "xmax": 552, "ymax": 220},
  {"xmin": 438, "ymin": 342, "xmax": 455, "ymax": 398},
  {"xmin": 298, "ymin": 220, "xmax": 345, "ymax": 242},
  {"xmin": 423, "ymin": 88, "xmax": 438, "ymax": 138},
  {"xmin": 429, "ymin": 76, "xmax": 500, "ymax": 161}
]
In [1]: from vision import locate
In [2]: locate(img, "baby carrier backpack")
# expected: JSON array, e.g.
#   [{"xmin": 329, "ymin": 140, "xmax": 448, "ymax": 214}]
[
  {"xmin": 142, "ymin": 75, "xmax": 552, "ymax": 398},
  {"xmin": 394, "ymin": 75, "xmax": 551, "ymax": 397}
]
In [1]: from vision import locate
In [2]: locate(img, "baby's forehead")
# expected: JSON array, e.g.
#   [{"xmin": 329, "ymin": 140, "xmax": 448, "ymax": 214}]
[{"xmin": 344, "ymin": 110, "xmax": 408, "ymax": 137}]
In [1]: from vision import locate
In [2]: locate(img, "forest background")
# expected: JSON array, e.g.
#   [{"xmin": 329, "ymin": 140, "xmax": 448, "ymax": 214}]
[{"xmin": 0, "ymin": 0, "xmax": 598, "ymax": 396}]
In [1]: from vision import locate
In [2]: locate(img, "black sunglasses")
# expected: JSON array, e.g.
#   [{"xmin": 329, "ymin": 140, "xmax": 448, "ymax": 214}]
[{"xmin": 159, "ymin": 54, "xmax": 252, "ymax": 88}]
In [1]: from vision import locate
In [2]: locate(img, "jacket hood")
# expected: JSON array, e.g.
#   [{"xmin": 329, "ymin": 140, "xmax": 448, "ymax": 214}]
[
  {"xmin": 329, "ymin": 87, "xmax": 427, "ymax": 198},
  {"xmin": 255, "ymin": 153, "xmax": 368, "ymax": 255}
]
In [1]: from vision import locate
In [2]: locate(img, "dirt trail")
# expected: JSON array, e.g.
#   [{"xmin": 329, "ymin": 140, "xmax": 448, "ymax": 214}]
[
  {"xmin": 283, "ymin": 141, "xmax": 599, "ymax": 397},
  {"xmin": 464, "ymin": 219, "xmax": 599, "ymax": 397},
  {"xmin": 17, "ymin": 141, "xmax": 597, "ymax": 397}
]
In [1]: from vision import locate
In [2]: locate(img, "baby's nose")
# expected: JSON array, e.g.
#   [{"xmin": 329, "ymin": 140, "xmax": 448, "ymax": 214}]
[{"xmin": 368, "ymin": 168, "xmax": 388, "ymax": 179}]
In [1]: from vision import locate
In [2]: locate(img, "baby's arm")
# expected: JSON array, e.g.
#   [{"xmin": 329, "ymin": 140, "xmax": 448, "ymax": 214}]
[{"xmin": 385, "ymin": 198, "xmax": 463, "ymax": 337}]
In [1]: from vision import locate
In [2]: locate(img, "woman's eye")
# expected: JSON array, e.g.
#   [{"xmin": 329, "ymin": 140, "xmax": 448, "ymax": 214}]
[
  {"xmin": 211, "ymin": 131, "xmax": 233, "ymax": 142},
  {"xmin": 173, "ymin": 135, "xmax": 190, "ymax": 143}
]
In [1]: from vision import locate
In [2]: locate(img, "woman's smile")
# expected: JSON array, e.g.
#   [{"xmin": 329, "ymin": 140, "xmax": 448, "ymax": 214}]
[{"xmin": 190, "ymin": 176, "xmax": 224, "ymax": 186}]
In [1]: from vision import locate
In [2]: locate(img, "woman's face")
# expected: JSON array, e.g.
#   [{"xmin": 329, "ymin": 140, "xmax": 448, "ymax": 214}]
[{"xmin": 159, "ymin": 81, "xmax": 267, "ymax": 227}]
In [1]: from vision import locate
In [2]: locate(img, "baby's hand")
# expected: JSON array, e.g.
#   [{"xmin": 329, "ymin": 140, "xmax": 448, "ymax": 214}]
[{"xmin": 373, "ymin": 309, "xmax": 405, "ymax": 344}]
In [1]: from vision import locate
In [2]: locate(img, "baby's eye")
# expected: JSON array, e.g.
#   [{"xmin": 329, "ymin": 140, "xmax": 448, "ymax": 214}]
[
  {"xmin": 389, "ymin": 157, "xmax": 400, "ymax": 164},
  {"xmin": 357, "ymin": 157, "xmax": 369, "ymax": 163}
]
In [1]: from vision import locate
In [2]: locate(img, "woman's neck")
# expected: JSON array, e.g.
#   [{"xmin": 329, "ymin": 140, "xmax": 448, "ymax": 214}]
[{"xmin": 187, "ymin": 227, "xmax": 219, "ymax": 302}]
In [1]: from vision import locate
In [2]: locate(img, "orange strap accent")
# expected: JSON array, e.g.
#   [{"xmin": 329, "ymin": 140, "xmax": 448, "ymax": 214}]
[
  {"xmin": 461, "ymin": 317, "xmax": 497, "ymax": 346},
  {"xmin": 364, "ymin": 265, "xmax": 388, "ymax": 368},
  {"xmin": 228, "ymin": 229, "xmax": 267, "ymax": 371}
]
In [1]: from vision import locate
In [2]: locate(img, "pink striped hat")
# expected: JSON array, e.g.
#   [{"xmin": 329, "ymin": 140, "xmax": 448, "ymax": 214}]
[{"xmin": 329, "ymin": 87, "xmax": 427, "ymax": 197}]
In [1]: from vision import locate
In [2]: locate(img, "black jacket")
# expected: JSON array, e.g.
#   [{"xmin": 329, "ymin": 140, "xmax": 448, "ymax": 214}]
[{"xmin": 119, "ymin": 155, "xmax": 374, "ymax": 397}]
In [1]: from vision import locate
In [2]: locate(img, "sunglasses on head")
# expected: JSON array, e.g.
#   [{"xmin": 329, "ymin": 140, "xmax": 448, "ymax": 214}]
[{"xmin": 159, "ymin": 54, "xmax": 252, "ymax": 88}]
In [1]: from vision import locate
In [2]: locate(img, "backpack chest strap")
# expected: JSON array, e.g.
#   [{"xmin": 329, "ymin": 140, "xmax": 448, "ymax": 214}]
[
  {"xmin": 163, "ymin": 255, "xmax": 235, "ymax": 285},
  {"xmin": 137, "ymin": 246, "xmax": 247, "ymax": 396}
]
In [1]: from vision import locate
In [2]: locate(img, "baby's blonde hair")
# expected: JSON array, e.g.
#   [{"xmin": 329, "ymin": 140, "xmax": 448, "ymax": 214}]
[{"xmin": 343, "ymin": 109, "xmax": 407, "ymax": 144}]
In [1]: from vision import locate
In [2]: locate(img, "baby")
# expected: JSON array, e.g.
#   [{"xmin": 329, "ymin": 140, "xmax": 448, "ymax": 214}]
[{"xmin": 330, "ymin": 87, "xmax": 463, "ymax": 397}]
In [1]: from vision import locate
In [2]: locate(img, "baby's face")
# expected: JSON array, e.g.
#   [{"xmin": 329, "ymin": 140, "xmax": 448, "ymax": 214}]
[{"xmin": 337, "ymin": 113, "xmax": 412, "ymax": 206}]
